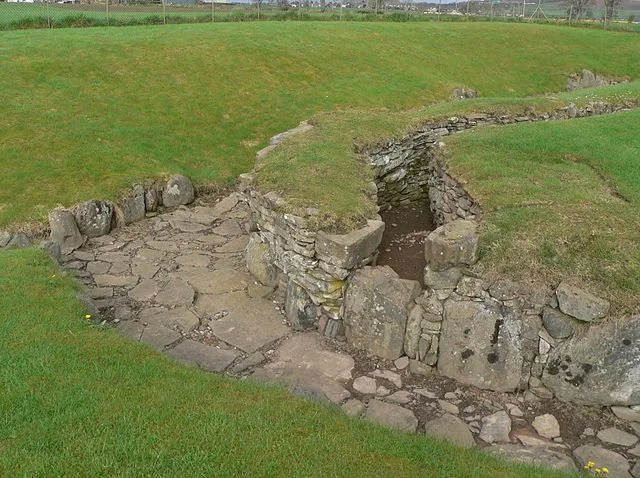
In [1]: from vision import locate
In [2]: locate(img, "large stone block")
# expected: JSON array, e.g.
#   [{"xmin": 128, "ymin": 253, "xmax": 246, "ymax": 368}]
[
  {"xmin": 245, "ymin": 233, "xmax": 278, "ymax": 287},
  {"xmin": 316, "ymin": 220, "xmax": 384, "ymax": 270},
  {"xmin": 162, "ymin": 175, "xmax": 194, "ymax": 208},
  {"xmin": 555, "ymin": 282, "xmax": 610, "ymax": 322},
  {"xmin": 424, "ymin": 220, "xmax": 478, "ymax": 271},
  {"xmin": 73, "ymin": 200, "xmax": 113, "ymax": 238},
  {"xmin": 542, "ymin": 315, "xmax": 640, "ymax": 406},
  {"xmin": 49, "ymin": 209, "xmax": 85, "ymax": 254},
  {"xmin": 438, "ymin": 299, "xmax": 538, "ymax": 392},
  {"xmin": 343, "ymin": 266, "xmax": 421, "ymax": 360},
  {"xmin": 122, "ymin": 185, "xmax": 146, "ymax": 224}
]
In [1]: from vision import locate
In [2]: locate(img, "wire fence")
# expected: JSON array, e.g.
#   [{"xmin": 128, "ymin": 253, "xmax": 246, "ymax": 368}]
[{"xmin": 0, "ymin": 0, "xmax": 638, "ymax": 30}]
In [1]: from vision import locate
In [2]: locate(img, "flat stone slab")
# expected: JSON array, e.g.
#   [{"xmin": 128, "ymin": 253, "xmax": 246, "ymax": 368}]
[
  {"xmin": 194, "ymin": 291, "xmax": 250, "ymax": 317},
  {"xmin": 165, "ymin": 340, "xmax": 241, "ymax": 373},
  {"xmin": 215, "ymin": 236, "xmax": 249, "ymax": 254},
  {"xmin": 365, "ymin": 399, "xmax": 418, "ymax": 433},
  {"xmin": 489, "ymin": 445, "xmax": 576, "ymax": 472},
  {"xmin": 154, "ymin": 278, "xmax": 195, "ymax": 307},
  {"xmin": 94, "ymin": 274, "xmax": 139, "ymax": 288},
  {"xmin": 251, "ymin": 334, "xmax": 353, "ymax": 404},
  {"xmin": 209, "ymin": 298, "xmax": 289, "ymax": 353},
  {"xmin": 211, "ymin": 219, "xmax": 243, "ymax": 237},
  {"xmin": 423, "ymin": 414, "xmax": 475, "ymax": 448},
  {"xmin": 175, "ymin": 253, "xmax": 211, "ymax": 268},
  {"xmin": 597, "ymin": 427, "xmax": 639, "ymax": 447},
  {"xmin": 138, "ymin": 307, "xmax": 200, "ymax": 333},
  {"xmin": 114, "ymin": 321, "xmax": 181, "ymax": 351},
  {"xmin": 128, "ymin": 279, "xmax": 159, "ymax": 302},
  {"xmin": 178, "ymin": 269, "xmax": 250, "ymax": 295}
]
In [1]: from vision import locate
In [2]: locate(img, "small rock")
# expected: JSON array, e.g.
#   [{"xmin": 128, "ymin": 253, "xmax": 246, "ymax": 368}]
[
  {"xmin": 444, "ymin": 392, "xmax": 458, "ymax": 401},
  {"xmin": 394, "ymin": 356, "xmax": 410, "ymax": 370},
  {"xmin": 479, "ymin": 411, "xmax": 512, "ymax": 444},
  {"xmin": 424, "ymin": 414, "xmax": 475, "ymax": 448},
  {"xmin": 438, "ymin": 400, "xmax": 460, "ymax": 415},
  {"xmin": 612, "ymin": 406, "xmax": 640, "ymax": 423},
  {"xmin": 414, "ymin": 388, "xmax": 438, "ymax": 400},
  {"xmin": 597, "ymin": 427, "xmax": 639, "ymax": 447},
  {"xmin": 386, "ymin": 391, "xmax": 412, "ymax": 405},
  {"xmin": 0, "ymin": 230, "xmax": 11, "ymax": 248},
  {"xmin": 463, "ymin": 405, "xmax": 476, "ymax": 414},
  {"xmin": 371, "ymin": 369, "xmax": 402, "ymax": 388},
  {"xmin": 342, "ymin": 399, "xmax": 365, "ymax": 417},
  {"xmin": 506, "ymin": 403, "xmax": 524, "ymax": 418},
  {"xmin": 376, "ymin": 385, "xmax": 391, "ymax": 397},
  {"xmin": 353, "ymin": 376, "xmax": 377, "ymax": 395},
  {"xmin": 489, "ymin": 444, "xmax": 576, "ymax": 472},
  {"xmin": 555, "ymin": 282, "xmax": 610, "ymax": 322},
  {"xmin": 532, "ymin": 414, "xmax": 560, "ymax": 439},
  {"xmin": 583, "ymin": 427, "xmax": 595, "ymax": 436},
  {"xmin": 365, "ymin": 400, "xmax": 418, "ymax": 433}
]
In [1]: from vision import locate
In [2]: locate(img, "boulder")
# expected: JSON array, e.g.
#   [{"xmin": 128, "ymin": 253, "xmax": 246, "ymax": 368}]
[
  {"xmin": 122, "ymin": 185, "xmax": 146, "ymax": 224},
  {"xmin": 73, "ymin": 200, "xmax": 113, "ymax": 238},
  {"xmin": 532, "ymin": 414, "xmax": 560, "ymax": 439},
  {"xmin": 555, "ymin": 282, "xmax": 610, "ymax": 322},
  {"xmin": 438, "ymin": 299, "xmax": 539, "ymax": 392},
  {"xmin": 0, "ymin": 230, "xmax": 10, "ymax": 248},
  {"xmin": 542, "ymin": 315, "xmax": 640, "ymax": 406},
  {"xmin": 364, "ymin": 399, "xmax": 418, "ymax": 433},
  {"xmin": 49, "ymin": 209, "xmax": 84, "ymax": 254},
  {"xmin": 6, "ymin": 233, "xmax": 30, "ymax": 249},
  {"xmin": 245, "ymin": 233, "xmax": 277, "ymax": 287},
  {"xmin": 316, "ymin": 220, "xmax": 384, "ymax": 270},
  {"xmin": 423, "ymin": 414, "xmax": 475, "ymax": 448},
  {"xmin": 424, "ymin": 220, "xmax": 478, "ymax": 271},
  {"xmin": 479, "ymin": 410, "xmax": 512, "ymax": 444},
  {"xmin": 344, "ymin": 266, "xmax": 421, "ymax": 360},
  {"xmin": 285, "ymin": 279, "xmax": 317, "ymax": 331},
  {"xmin": 162, "ymin": 175, "xmax": 194, "ymax": 207}
]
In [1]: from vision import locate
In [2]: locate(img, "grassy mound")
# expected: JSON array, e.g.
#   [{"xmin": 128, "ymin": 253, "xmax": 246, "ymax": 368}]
[
  {"xmin": 0, "ymin": 248, "xmax": 567, "ymax": 477},
  {"xmin": 1, "ymin": 22, "xmax": 639, "ymax": 228}
]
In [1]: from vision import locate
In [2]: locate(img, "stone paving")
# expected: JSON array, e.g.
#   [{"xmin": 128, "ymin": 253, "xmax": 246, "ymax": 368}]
[{"xmin": 61, "ymin": 192, "xmax": 640, "ymax": 478}]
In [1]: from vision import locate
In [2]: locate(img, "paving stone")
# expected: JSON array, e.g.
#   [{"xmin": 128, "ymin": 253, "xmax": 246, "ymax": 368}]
[
  {"xmin": 128, "ymin": 279, "xmax": 159, "ymax": 302},
  {"xmin": 532, "ymin": 414, "xmax": 561, "ymax": 439},
  {"xmin": 512, "ymin": 430, "xmax": 565, "ymax": 448},
  {"xmin": 87, "ymin": 261, "xmax": 111, "ymax": 275},
  {"xmin": 194, "ymin": 291, "xmax": 249, "ymax": 317},
  {"xmin": 212, "ymin": 255, "xmax": 245, "ymax": 270},
  {"xmin": 573, "ymin": 445, "xmax": 631, "ymax": 478},
  {"xmin": 251, "ymin": 334, "xmax": 353, "ymax": 404},
  {"xmin": 85, "ymin": 287, "xmax": 114, "ymax": 299},
  {"xmin": 612, "ymin": 406, "xmax": 640, "ymax": 423},
  {"xmin": 353, "ymin": 376, "xmax": 377, "ymax": 394},
  {"xmin": 247, "ymin": 282, "xmax": 274, "ymax": 299},
  {"xmin": 65, "ymin": 261, "xmax": 85, "ymax": 270},
  {"xmin": 114, "ymin": 320, "xmax": 144, "ymax": 341},
  {"xmin": 505, "ymin": 403, "xmax": 524, "ymax": 418},
  {"xmin": 109, "ymin": 262, "xmax": 130, "ymax": 275},
  {"xmin": 139, "ymin": 324, "xmax": 182, "ymax": 350},
  {"xmin": 165, "ymin": 340, "xmax": 241, "ymax": 372},
  {"xmin": 147, "ymin": 240, "xmax": 179, "ymax": 252},
  {"xmin": 479, "ymin": 410, "xmax": 512, "ymax": 444},
  {"xmin": 211, "ymin": 194, "xmax": 241, "ymax": 216},
  {"xmin": 179, "ymin": 269, "xmax": 250, "ymax": 295},
  {"xmin": 342, "ymin": 399, "xmax": 366, "ymax": 417},
  {"xmin": 175, "ymin": 253, "xmax": 211, "ymax": 268},
  {"xmin": 632, "ymin": 461, "xmax": 640, "ymax": 478},
  {"xmin": 73, "ymin": 251, "xmax": 95, "ymax": 261},
  {"xmin": 597, "ymin": 427, "xmax": 639, "ymax": 447},
  {"xmin": 95, "ymin": 252, "xmax": 129, "ymax": 263},
  {"xmin": 94, "ymin": 275, "xmax": 139, "ymax": 288},
  {"xmin": 489, "ymin": 444, "xmax": 576, "ymax": 472},
  {"xmin": 133, "ymin": 248, "xmax": 165, "ymax": 263},
  {"xmin": 215, "ymin": 236, "xmax": 249, "ymax": 254},
  {"xmin": 414, "ymin": 388, "xmax": 438, "ymax": 399},
  {"xmin": 628, "ymin": 445, "xmax": 640, "ymax": 457},
  {"xmin": 209, "ymin": 298, "xmax": 288, "ymax": 353},
  {"xmin": 155, "ymin": 278, "xmax": 195, "ymax": 307},
  {"xmin": 212, "ymin": 219, "xmax": 243, "ymax": 237},
  {"xmin": 170, "ymin": 221, "xmax": 209, "ymax": 233},
  {"xmin": 138, "ymin": 307, "xmax": 200, "ymax": 333},
  {"xmin": 132, "ymin": 263, "xmax": 160, "ymax": 279},
  {"xmin": 227, "ymin": 352, "xmax": 265, "ymax": 374},
  {"xmin": 365, "ymin": 399, "xmax": 418, "ymax": 433},
  {"xmin": 423, "ymin": 413, "xmax": 475, "ymax": 448},
  {"xmin": 386, "ymin": 390, "xmax": 412, "ymax": 405}
]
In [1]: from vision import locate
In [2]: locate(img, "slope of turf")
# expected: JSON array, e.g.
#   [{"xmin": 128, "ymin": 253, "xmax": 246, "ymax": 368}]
[
  {"xmin": 1, "ymin": 21, "xmax": 639, "ymax": 227},
  {"xmin": 0, "ymin": 248, "xmax": 568, "ymax": 477}
]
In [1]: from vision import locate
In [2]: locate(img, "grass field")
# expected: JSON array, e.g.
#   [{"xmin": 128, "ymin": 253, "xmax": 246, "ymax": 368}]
[
  {"xmin": 1, "ymin": 22, "xmax": 639, "ymax": 229},
  {"xmin": 0, "ymin": 247, "xmax": 569, "ymax": 477}
]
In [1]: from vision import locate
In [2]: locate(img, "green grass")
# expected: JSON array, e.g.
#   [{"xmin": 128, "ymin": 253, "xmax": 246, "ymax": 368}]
[
  {"xmin": 1, "ymin": 22, "xmax": 639, "ymax": 228},
  {"xmin": 0, "ymin": 248, "xmax": 569, "ymax": 477}
]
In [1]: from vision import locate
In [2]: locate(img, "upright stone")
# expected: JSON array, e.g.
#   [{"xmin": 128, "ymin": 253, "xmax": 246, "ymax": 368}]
[
  {"xmin": 285, "ymin": 279, "xmax": 317, "ymax": 330},
  {"xmin": 245, "ymin": 233, "xmax": 277, "ymax": 287},
  {"xmin": 315, "ymin": 220, "xmax": 384, "ymax": 269},
  {"xmin": 162, "ymin": 175, "xmax": 194, "ymax": 208},
  {"xmin": 122, "ymin": 185, "xmax": 146, "ymax": 224},
  {"xmin": 555, "ymin": 282, "xmax": 610, "ymax": 322},
  {"xmin": 49, "ymin": 209, "xmax": 84, "ymax": 254},
  {"xmin": 424, "ymin": 220, "xmax": 479, "ymax": 271},
  {"xmin": 343, "ymin": 266, "xmax": 421, "ymax": 360},
  {"xmin": 73, "ymin": 200, "xmax": 113, "ymax": 238}
]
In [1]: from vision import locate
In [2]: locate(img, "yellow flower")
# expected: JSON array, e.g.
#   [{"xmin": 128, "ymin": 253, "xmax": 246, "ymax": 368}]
[
  {"xmin": 51, "ymin": 274, "xmax": 56, "ymax": 278},
  {"xmin": 85, "ymin": 314, "xmax": 91, "ymax": 319},
  {"xmin": 587, "ymin": 461, "xmax": 595, "ymax": 468},
  {"xmin": 595, "ymin": 468, "xmax": 602, "ymax": 474},
  {"xmin": 602, "ymin": 468, "xmax": 609, "ymax": 474}
]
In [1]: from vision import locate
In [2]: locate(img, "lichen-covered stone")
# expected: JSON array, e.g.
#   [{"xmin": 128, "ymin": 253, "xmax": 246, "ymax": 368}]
[
  {"xmin": 49, "ymin": 209, "xmax": 85, "ymax": 254},
  {"xmin": 344, "ymin": 266, "xmax": 421, "ymax": 360},
  {"xmin": 73, "ymin": 200, "xmax": 113, "ymax": 238},
  {"xmin": 555, "ymin": 282, "xmax": 610, "ymax": 322},
  {"xmin": 245, "ymin": 233, "xmax": 277, "ymax": 287},
  {"xmin": 285, "ymin": 279, "xmax": 317, "ymax": 330},
  {"xmin": 162, "ymin": 175, "xmax": 194, "ymax": 207},
  {"xmin": 122, "ymin": 185, "xmax": 146, "ymax": 224},
  {"xmin": 424, "ymin": 220, "xmax": 479, "ymax": 271}
]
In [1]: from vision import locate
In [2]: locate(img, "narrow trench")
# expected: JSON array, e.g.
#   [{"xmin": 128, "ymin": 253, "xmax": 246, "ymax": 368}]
[{"xmin": 377, "ymin": 199, "xmax": 434, "ymax": 285}]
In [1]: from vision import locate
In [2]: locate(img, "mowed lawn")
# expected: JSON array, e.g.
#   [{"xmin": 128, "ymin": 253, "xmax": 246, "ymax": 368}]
[
  {"xmin": 1, "ymin": 21, "xmax": 639, "ymax": 227},
  {"xmin": 0, "ymin": 248, "xmax": 569, "ymax": 477}
]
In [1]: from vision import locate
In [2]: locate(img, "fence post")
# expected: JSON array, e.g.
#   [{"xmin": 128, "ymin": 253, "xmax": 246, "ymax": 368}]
[
  {"xmin": 162, "ymin": 0, "xmax": 166, "ymax": 24},
  {"xmin": 106, "ymin": 0, "xmax": 110, "ymax": 26}
]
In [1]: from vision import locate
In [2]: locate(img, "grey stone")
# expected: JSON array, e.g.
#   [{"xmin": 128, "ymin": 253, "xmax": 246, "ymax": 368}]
[
  {"xmin": 41, "ymin": 240, "xmax": 62, "ymax": 262},
  {"xmin": 146, "ymin": 241, "xmax": 179, "ymax": 252},
  {"xmin": 371, "ymin": 369, "xmax": 402, "ymax": 388},
  {"xmin": 285, "ymin": 280, "xmax": 317, "ymax": 331},
  {"xmin": 227, "ymin": 352, "xmax": 265, "ymax": 374},
  {"xmin": 245, "ymin": 233, "xmax": 277, "ymax": 287},
  {"xmin": 209, "ymin": 298, "xmax": 288, "ymax": 353},
  {"xmin": 573, "ymin": 445, "xmax": 631, "ymax": 478},
  {"xmin": 456, "ymin": 276, "xmax": 485, "ymax": 298},
  {"xmin": 128, "ymin": 279, "xmax": 159, "ymax": 302},
  {"xmin": 139, "ymin": 324, "xmax": 182, "ymax": 350},
  {"xmin": 94, "ymin": 274, "xmax": 138, "ymax": 288},
  {"xmin": 85, "ymin": 287, "xmax": 113, "ymax": 299},
  {"xmin": 409, "ymin": 359, "xmax": 433, "ymax": 377},
  {"xmin": 423, "ymin": 265, "xmax": 463, "ymax": 290},
  {"xmin": 479, "ymin": 410, "xmax": 511, "ymax": 444},
  {"xmin": 132, "ymin": 262, "xmax": 160, "ymax": 279},
  {"xmin": 438, "ymin": 299, "xmax": 538, "ymax": 392},
  {"xmin": 344, "ymin": 266, "xmax": 421, "ymax": 360},
  {"xmin": 542, "ymin": 307, "xmax": 575, "ymax": 339},
  {"xmin": 542, "ymin": 315, "xmax": 640, "ymax": 406},
  {"xmin": 212, "ymin": 219, "xmax": 243, "ymax": 237},
  {"xmin": 424, "ymin": 220, "xmax": 478, "ymax": 271},
  {"xmin": 438, "ymin": 400, "xmax": 459, "ymax": 415},
  {"xmin": 489, "ymin": 444, "xmax": 576, "ymax": 472},
  {"xmin": 597, "ymin": 427, "xmax": 638, "ymax": 447},
  {"xmin": 365, "ymin": 400, "xmax": 417, "ymax": 433},
  {"xmin": 394, "ymin": 356, "xmax": 410, "ymax": 370},
  {"xmin": 122, "ymin": 185, "xmax": 146, "ymax": 224},
  {"xmin": 251, "ymin": 334, "xmax": 352, "ymax": 404},
  {"xmin": 179, "ymin": 268, "xmax": 249, "ymax": 295},
  {"xmin": 556, "ymin": 282, "xmax": 610, "ymax": 322},
  {"xmin": 376, "ymin": 385, "xmax": 391, "ymax": 396},
  {"xmin": 315, "ymin": 220, "xmax": 385, "ymax": 269},
  {"xmin": 632, "ymin": 461, "xmax": 640, "ymax": 478},
  {"xmin": 139, "ymin": 307, "xmax": 200, "ymax": 333},
  {"xmin": 532, "ymin": 414, "xmax": 560, "ymax": 439},
  {"xmin": 414, "ymin": 388, "xmax": 437, "ymax": 399},
  {"xmin": 423, "ymin": 414, "xmax": 475, "ymax": 448},
  {"xmin": 342, "ymin": 399, "xmax": 365, "ymax": 417},
  {"xmin": 611, "ymin": 406, "xmax": 640, "ymax": 422},
  {"xmin": 109, "ymin": 261, "xmax": 129, "ymax": 275},
  {"xmin": 175, "ymin": 253, "xmax": 210, "ymax": 268},
  {"xmin": 87, "ymin": 261, "xmax": 110, "ymax": 275},
  {"xmin": 144, "ymin": 186, "xmax": 159, "ymax": 212},
  {"xmin": 165, "ymin": 340, "xmax": 241, "ymax": 373},
  {"xmin": 162, "ymin": 175, "xmax": 194, "ymax": 208},
  {"xmin": 386, "ymin": 391, "xmax": 412, "ymax": 404},
  {"xmin": 0, "ymin": 230, "xmax": 10, "ymax": 248},
  {"xmin": 211, "ymin": 193, "xmax": 241, "ymax": 216},
  {"xmin": 404, "ymin": 305, "xmax": 423, "ymax": 359},
  {"xmin": 488, "ymin": 279, "xmax": 520, "ymax": 301},
  {"xmin": 629, "ymin": 446, "xmax": 640, "ymax": 457},
  {"xmin": 216, "ymin": 236, "xmax": 249, "ymax": 254},
  {"xmin": 353, "ymin": 376, "xmax": 377, "ymax": 394},
  {"xmin": 194, "ymin": 291, "xmax": 248, "ymax": 317},
  {"xmin": 73, "ymin": 201, "xmax": 113, "ymax": 238},
  {"xmin": 49, "ymin": 209, "xmax": 84, "ymax": 254},
  {"xmin": 154, "ymin": 278, "xmax": 195, "ymax": 307}
]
